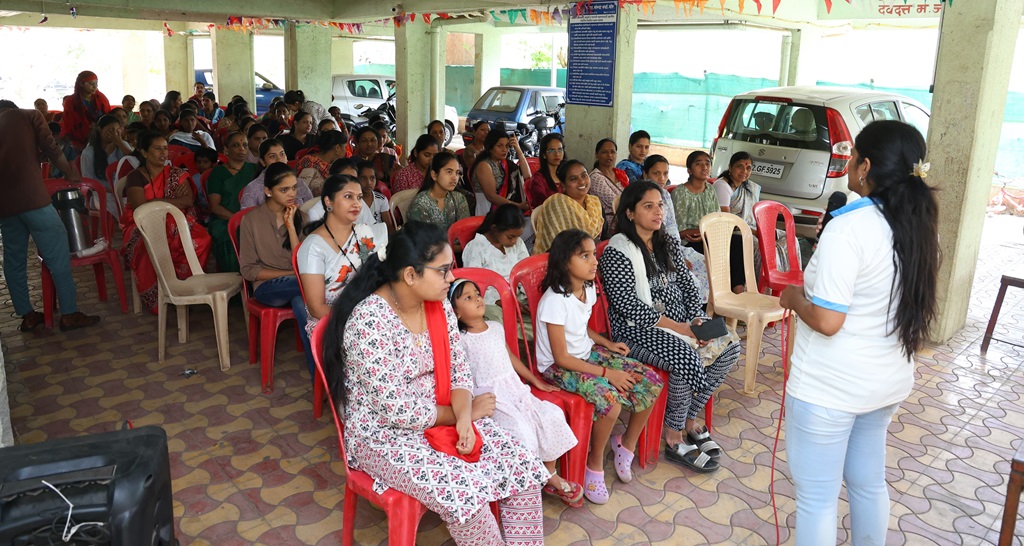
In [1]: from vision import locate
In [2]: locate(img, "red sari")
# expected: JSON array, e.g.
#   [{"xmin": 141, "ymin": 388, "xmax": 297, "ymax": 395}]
[{"xmin": 121, "ymin": 166, "xmax": 213, "ymax": 314}]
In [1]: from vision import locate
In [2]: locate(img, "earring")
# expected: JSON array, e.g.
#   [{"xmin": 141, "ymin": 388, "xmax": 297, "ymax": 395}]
[{"xmin": 326, "ymin": 205, "xmax": 333, "ymax": 212}]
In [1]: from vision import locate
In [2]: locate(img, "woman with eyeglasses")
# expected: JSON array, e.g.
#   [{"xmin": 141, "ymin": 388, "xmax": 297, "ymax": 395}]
[
  {"xmin": 526, "ymin": 133, "xmax": 565, "ymax": 209},
  {"xmin": 321, "ymin": 221, "xmax": 549, "ymax": 545}
]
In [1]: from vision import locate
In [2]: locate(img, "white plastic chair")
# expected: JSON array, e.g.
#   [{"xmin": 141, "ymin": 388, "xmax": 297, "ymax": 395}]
[
  {"xmin": 700, "ymin": 212, "xmax": 790, "ymax": 394},
  {"xmin": 389, "ymin": 188, "xmax": 418, "ymax": 228},
  {"xmin": 133, "ymin": 201, "xmax": 243, "ymax": 371}
]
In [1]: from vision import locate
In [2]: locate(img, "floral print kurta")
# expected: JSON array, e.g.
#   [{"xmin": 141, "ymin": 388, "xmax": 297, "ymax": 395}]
[{"xmin": 342, "ymin": 296, "xmax": 550, "ymax": 524}]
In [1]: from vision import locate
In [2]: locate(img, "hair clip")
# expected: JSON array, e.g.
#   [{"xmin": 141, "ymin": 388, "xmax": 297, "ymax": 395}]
[{"xmin": 912, "ymin": 159, "xmax": 930, "ymax": 179}]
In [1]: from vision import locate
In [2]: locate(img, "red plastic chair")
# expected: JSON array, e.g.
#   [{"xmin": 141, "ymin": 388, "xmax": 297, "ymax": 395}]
[
  {"xmin": 104, "ymin": 162, "xmax": 119, "ymax": 187},
  {"xmin": 167, "ymin": 144, "xmax": 191, "ymax": 162},
  {"xmin": 309, "ymin": 319, "xmax": 430, "ymax": 546},
  {"xmin": 199, "ymin": 169, "xmax": 213, "ymax": 197},
  {"xmin": 453, "ymin": 267, "xmax": 593, "ymax": 488},
  {"xmin": 176, "ymin": 152, "xmax": 198, "ymax": 175},
  {"xmin": 508, "ymin": 255, "xmax": 596, "ymax": 488},
  {"xmin": 525, "ymin": 157, "xmax": 541, "ymax": 175},
  {"xmin": 447, "ymin": 215, "xmax": 485, "ymax": 256},
  {"xmin": 41, "ymin": 162, "xmax": 51, "ymax": 178},
  {"xmin": 752, "ymin": 200, "xmax": 803, "ymax": 295},
  {"xmin": 40, "ymin": 178, "xmax": 129, "ymax": 326},
  {"xmin": 292, "ymin": 244, "xmax": 326, "ymax": 419},
  {"xmin": 227, "ymin": 207, "xmax": 304, "ymax": 393}
]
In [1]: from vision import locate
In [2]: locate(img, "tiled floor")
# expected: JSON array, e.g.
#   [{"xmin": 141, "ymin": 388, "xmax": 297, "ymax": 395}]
[{"xmin": 3, "ymin": 214, "xmax": 1024, "ymax": 546}]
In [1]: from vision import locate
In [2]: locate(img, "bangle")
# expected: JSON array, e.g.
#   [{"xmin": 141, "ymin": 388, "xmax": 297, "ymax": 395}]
[{"xmin": 601, "ymin": 367, "xmax": 606, "ymax": 377}]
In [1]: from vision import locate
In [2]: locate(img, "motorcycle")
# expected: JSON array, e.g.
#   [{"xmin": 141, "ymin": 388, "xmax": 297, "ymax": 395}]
[
  {"xmin": 352, "ymin": 91, "xmax": 398, "ymax": 141},
  {"xmin": 526, "ymin": 103, "xmax": 565, "ymax": 144}
]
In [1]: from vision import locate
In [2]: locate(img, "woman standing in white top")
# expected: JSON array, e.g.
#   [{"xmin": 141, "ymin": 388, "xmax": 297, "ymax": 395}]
[
  {"xmin": 779, "ymin": 120, "xmax": 939, "ymax": 546},
  {"xmin": 298, "ymin": 174, "xmax": 386, "ymax": 337}
]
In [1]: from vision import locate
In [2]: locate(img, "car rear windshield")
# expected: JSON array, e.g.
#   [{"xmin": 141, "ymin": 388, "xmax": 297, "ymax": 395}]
[
  {"xmin": 472, "ymin": 89, "xmax": 523, "ymax": 113},
  {"xmin": 722, "ymin": 99, "xmax": 831, "ymax": 152}
]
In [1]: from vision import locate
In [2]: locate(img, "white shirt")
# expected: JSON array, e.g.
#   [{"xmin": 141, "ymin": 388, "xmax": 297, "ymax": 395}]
[
  {"xmin": 168, "ymin": 130, "xmax": 215, "ymax": 150},
  {"xmin": 786, "ymin": 198, "xmax": 914, "ymax": 413},
  {"xmin": 462, "ymin": 233, "xmax": 530, "ymax": 305},
  {"xmin": 534, "ymin": 285, "xmax": 596, "ymax": 374},
  {"xmin": 356, "ymin": 191, "xmax": 390, "ymax": 226},
  {"xmin": 712, "ymin": 179, "xmax": 733, "ymax": 208}
]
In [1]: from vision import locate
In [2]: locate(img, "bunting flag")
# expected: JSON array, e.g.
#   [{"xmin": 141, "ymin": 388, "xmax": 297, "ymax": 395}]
[
  {"xmin": 552, "ymin": 7, "xmax": 563, "ymax": 24},
  {"xmin": 508, "ymin": 9, "xmax": 519, "ymax": 24}
]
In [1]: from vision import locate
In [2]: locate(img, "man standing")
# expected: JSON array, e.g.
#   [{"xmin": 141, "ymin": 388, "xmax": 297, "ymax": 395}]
[{"xmin": 0, "ymin": 100, "xmax": 100, "ymax": 331}]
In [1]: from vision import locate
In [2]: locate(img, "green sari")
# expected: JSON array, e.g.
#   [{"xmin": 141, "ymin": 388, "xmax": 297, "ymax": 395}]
[{"xmin": 207, "ymin": 162, "xmax": 257, "ymax": 272}]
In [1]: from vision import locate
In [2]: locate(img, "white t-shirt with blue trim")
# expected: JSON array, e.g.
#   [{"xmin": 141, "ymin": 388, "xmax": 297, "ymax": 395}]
[{"xmin": 786, "ymin": 198, "xmax": 914, "ymax": 414}]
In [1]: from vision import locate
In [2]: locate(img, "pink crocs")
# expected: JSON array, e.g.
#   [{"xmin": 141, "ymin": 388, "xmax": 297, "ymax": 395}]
[
  {"xmin": 584, "ymin": 467, "xmax": 609, "ymax": 504},
  {"xmin": 611, "ymin": 434, "xmax": 635, "ymax": 483}
]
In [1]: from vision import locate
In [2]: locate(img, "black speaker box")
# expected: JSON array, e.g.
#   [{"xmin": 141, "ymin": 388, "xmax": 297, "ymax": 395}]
[{"xmin": 0, "ymin": 425, "xmax": 176, "ymax": 546}]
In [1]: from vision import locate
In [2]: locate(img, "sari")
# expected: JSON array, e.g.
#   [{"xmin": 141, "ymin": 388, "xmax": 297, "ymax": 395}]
[
  {"xmin": 531, "ymin": 193, "xmax": 603, "ymax": 254},
  {"xmin": 121, "ymin": 166, "xmax": 212, "ymax": 314},
  {"xmin": 206, "ymin": 162, "xmax": 258, "ymax": 272}
]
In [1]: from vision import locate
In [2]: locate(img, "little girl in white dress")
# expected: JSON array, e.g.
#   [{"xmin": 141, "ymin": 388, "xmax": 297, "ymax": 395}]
[{"xmin": 450, "ymin": 279, "xmax": 583, "ymax": 506}]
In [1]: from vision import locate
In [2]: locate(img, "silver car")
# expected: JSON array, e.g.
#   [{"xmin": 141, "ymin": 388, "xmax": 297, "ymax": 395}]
[{"xmin": 711, "ymin": 86, "xmax": 931, "ymax": 237}]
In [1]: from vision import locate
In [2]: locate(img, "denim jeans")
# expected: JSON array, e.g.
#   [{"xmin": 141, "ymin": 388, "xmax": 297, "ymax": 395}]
[
  {"xmin": 785, "ymin": 395, "xmax": 899, "ymax": 546},
  {"xmin": 0, "ymin": 205, "xmax": 77, "ymax": 315},
  {"xmin": 253, "ymin": 275, "xmax": 314, "ymax": 378}
]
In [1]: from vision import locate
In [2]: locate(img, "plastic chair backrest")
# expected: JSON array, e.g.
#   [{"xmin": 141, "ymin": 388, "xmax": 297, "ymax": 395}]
[
  {"xmin": 452, "ymin": 268, "xmax": 523, "ymax": 359},
  {"xmin": 176, "ymin": 152, "xmax": 198, "ymax": 175},
  {"xmin": 752, "ymin": 200, "xmax": 801, "ymax": 277},
  {"xmin": 508, "ymin": 253, "xmax": 549, "ymax": 372},
  {"xmin": 167, "ymin": 145, "xmax": 191, "ymax": 161},
  {"xmin": 200, "ymin": 169, "xmax": 213, "ymax": 197},
  {"xmin": 291, "ymin": 243, "xmax": 307, "ymax": 304},
  {"xmin": 390, "ymin": 188, "xmax": 419, "ymax": 228},
  {"xmin": 132, "ymin": 201, "xmax": 206, "ymax": 293},
  {"xmin": 310, "ymin": 317, "xmax": 348, "ymax": 461},
  {"xmin": 227, "ymin": 207, "xmax": 257, "ymax": 296},
  {"xmin": 41, "ymin": 162, "xmax": 51, "ymax": 178},
  {"xmin": 113, "ymin": 176, "xmax": 129, "ymax": 219},
  {"xmin": 105, "ymin": 162, "xmax": 119, "ymax": 186},
  {"xmin": 595, "ymin": 240, "xmax": 609, "ymax": 259},
  {"xmin": 699, "ymin": 212, "xmax": 759, "ymax": 299},
  {"xmin": 72, "ymin": 155, "xmax": 82, "ymax": 174},
  {"xmin": 43, "ymin": 177, "xmax": 112, "ymax": 240},
  {"xmin": 448, "ymin": 216, "xmax": 485, "ymax": 252}
]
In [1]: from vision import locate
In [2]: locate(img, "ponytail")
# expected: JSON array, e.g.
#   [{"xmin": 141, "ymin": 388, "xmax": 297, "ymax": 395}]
[
  {"xmin": 854, "ymin": 120, "xmax": 939, "ymax": 356},
  {"xmin": 322, "ymin": 222, "xmax": 449, "ymax": 407}
]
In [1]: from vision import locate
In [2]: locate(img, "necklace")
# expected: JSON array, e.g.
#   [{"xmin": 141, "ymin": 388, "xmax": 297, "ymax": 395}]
[
  {"xmin": 388, "ymin": 284, "xmax": 425, "ymax": 333},
  {"xmin": 325, "ymin": 222, "xmax": 358, "ymax": 270}
]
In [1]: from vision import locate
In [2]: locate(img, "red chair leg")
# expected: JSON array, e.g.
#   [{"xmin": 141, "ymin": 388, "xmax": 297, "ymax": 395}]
[
  {"xmin": 386, "ymin": 496, "xmax": 429, "ymax": 546},
  {"xmin": 562, "ymin": 410, "xmax": 594, "ymax": 487},
  {"xmin": 260, "ymin": 316, "xmax": 280, "ymax": 393},
  {"xmin": 705, "ymin": 395, "xmax": 714, "ymax": 434},
  {"xmin": 41, "ymin": 264, "xmax": 55, "ymax": 329},
  {"xmin": 295, "ymin": 323, "xmax": 304, "ymax": 352},
  {"xmin": 342, "ymin": 486, "xmax": 358, "ymax": 546},
  {"xmin": 92, "ymin": 262, "xmax": 108, "ymax": 301},
  {"xmin": 638, "ymin": 369, "xmax": 670, "ymax": 469},
  {"xmin": 312, "ymin": 365, "xmax": 325, "ymax": 419},
  {"xmin": 247, "ymin": 313, "xmax": 259, "ymax": 365}
]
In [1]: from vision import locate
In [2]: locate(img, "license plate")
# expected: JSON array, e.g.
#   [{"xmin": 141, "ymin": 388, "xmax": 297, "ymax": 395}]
[{"xmin": 752, "ymin": 161, "xmax": 784, "ymax": 179}]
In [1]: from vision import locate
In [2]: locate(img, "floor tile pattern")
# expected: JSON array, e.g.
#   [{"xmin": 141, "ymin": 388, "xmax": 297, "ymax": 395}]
[{"xmin": 3, "ymin": 215, "xmax": 1024, "ymax": 545}]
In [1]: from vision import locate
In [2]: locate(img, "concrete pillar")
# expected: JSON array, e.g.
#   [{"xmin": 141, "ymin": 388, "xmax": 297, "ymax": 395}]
[
  {"xmin": 395, "ymin": 22, "xmax": 432, "ymax": 152},
  {"xmin": 211, "ymin": 27, "xmax": 255, "ymax": 106},
  {"xmin": 163, "ymin": 31, "xmax": 190, "ymax": 95},
  {"xmin": 331, "ymin": 38, "xmax": 355, "ymax": 75},
  {"xmin": 563, "ymin": 6, "xmax": 638, "ymax": 168},
  {"xmin": 428, "ymin": 26, "xmax": 446, "ymax": 122},
  {"xmin": 122, "ymin": 31, "xmax": 151, "ymax": 101},
  {"xmin": 929, "ymin": 0, "xmax": 1024, "ymax": 342},
  {"xmin": 284, "ymin": 23, "xmax": 333, "ymax": 107},
  {"xmin": 474, "ymin": 32, "xmax": 501, "ymax": 100}
]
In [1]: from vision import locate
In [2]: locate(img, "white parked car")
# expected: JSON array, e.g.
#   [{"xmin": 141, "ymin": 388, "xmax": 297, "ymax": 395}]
[
  {"xmin": 711, "ymin": 86, "xmax": 931, "ymax": 237},
  {"xmin": 331, "ymin": 74, "xmax": 460, "ymax": 145}
]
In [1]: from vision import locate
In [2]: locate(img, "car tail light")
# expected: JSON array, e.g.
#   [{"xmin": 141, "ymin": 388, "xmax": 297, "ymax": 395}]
[
  {"xmin": 825, "ymin": 107, "xmax": 853, "ymax": 178},
  {"xmin": 753, "ymin": 96, "xmax": 792, "ymax": 104},
  {"xmin": 711, "ymin": 101, "xmax": 735, "ymax": 160}
]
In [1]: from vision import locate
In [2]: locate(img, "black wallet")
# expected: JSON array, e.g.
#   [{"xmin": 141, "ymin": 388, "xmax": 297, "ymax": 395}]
[{"xmin": 690, "ymin": 317, "xmax": 728, "ymax": 341}]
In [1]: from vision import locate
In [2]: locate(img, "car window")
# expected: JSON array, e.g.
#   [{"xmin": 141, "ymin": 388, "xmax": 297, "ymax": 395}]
[
  {"xmin": 347, "ymin": 79, "xmax": 382, "ymax": 99},
  {"xmin": 854, "ymin": 104, "xmax": 874, "ymax": 125},
  {"xmin": 869, "ymin": 101, "xmax": 900, "ymax": 121},
  {"xmin": 472, "ymin": 89, "xmax": 523, "ymax": 113},
  {"xmin": 541, "ymin": 94, "xmax": 563, "ymax": 113},
  {"xmin": 723, "ymin": 99, "xmax": 831, "ymax": 152},
  {"xmin": 530, "ymin": 93, "xmax": 544, "ymax": 114},
  {"xmin": 901, "ymin": 102, "xmax": 930, "ymax": 137}
]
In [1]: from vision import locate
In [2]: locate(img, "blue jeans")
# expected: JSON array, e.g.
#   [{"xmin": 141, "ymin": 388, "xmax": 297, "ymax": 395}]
[
  {"xmin": 253, "ymin": 275, "xmax": 314, "ymax": 378},
  {"xmin": 785, "ymin": 395, "xmax": 899, "ymax": 546},
  {"xmin": 0, "ymin": 205, "xmax": 77, "ymax": 315}
]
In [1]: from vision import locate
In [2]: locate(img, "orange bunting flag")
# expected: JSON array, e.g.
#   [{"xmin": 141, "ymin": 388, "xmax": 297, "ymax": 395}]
[{"xmin": 773, "ymin": 0, "xmax": 781, "ymax": 12}]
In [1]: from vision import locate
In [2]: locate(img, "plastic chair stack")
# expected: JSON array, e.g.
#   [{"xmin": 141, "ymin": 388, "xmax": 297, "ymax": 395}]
[
  {"xmin": 132, "ymin": 201, "xmax": 242, "ymax": 371},
  {"xmin": 700, "ymin": 212, "xmax": 788, "ymax": 394}
]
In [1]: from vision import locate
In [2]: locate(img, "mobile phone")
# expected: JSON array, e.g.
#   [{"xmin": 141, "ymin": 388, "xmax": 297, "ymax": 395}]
[{"xmin": 690, "ymin": 317, "xmax": 728, "ymax": 341}]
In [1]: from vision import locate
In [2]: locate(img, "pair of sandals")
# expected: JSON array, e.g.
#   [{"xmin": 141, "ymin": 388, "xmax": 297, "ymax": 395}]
[
  {"xmin": 583, "ymin": 434, "xmax": 636, "ymax": 505},
  {"xmin": 543, "ymin": 477, "xmax": 584, "ymax": 507},
  {"xmin": 665, "ymin": 426, "xmax": 722, "ymax": 473}
]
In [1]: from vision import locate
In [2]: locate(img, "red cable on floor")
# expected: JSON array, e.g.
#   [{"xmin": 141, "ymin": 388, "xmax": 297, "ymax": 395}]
[{"xmin": 770, "ymin": 310, "xmax": 792, "ymax": 546}]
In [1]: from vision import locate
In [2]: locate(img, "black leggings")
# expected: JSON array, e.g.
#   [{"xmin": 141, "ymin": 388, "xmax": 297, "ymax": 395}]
[{"xmin": 686, "ymin": 233, "xmax": 746, "ymax": 289}]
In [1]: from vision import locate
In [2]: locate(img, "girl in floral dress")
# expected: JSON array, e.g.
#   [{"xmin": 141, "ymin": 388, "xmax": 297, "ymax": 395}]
[
  {"xmin": 532, "ymin": 229, "xmax": 664, "ymax": 505},
  {"xmin": 322, "ymin": 222, "xmax": 549, "ymax": 545},
  {"xmin": 297, "ymin": 175, "xmax": 386, "ymax": 337},
  {"xmin": 450, "ymin": 279, "xmax": 583, "ymax": 507}
]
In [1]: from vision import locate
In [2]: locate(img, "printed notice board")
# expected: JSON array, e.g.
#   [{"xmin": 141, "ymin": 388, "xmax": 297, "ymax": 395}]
[{"xmin": 566, "ymin": 1, "xmax": 618, "ymax": 107}]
